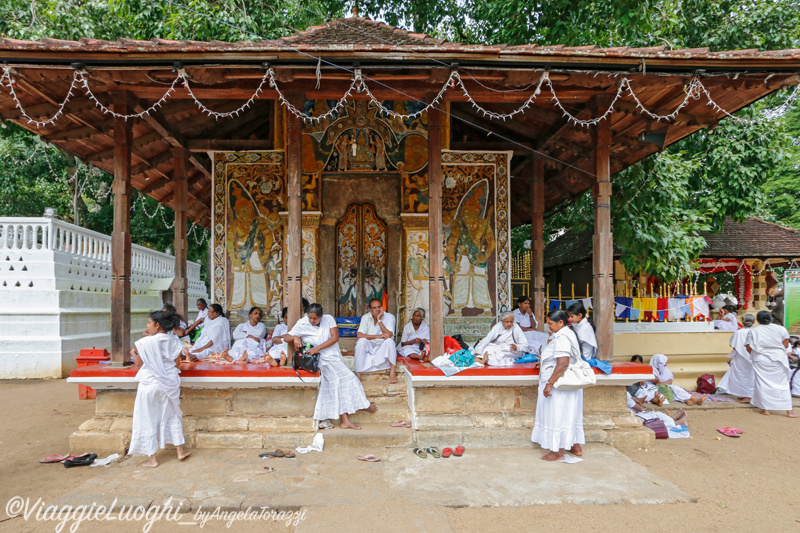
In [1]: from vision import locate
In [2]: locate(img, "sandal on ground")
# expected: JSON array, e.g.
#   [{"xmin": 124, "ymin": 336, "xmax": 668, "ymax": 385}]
[
  {"xmin": 426, "ymin": 447, "xmax": 442, "ymax": 458},
  {"xmin": 390, "ymin": 421, "xmax": 412, "ymax": 428},
  {"xmin": 275, "ymin": 449, "xmax": 296, "ymax": 458},
  {"xmin": 413, "ymin": 447, "xmax": 428, "ymax": 458},
  {"xmin": 318, "ymin": 420, "xmax": 334, "ymax": 430},
  {"xmin": 63, "ymin": 453, "xmax": 97, "ymax": 468},
  {"xmin": 454, "ymin": 445, "xmax": 465, "ymax": 457},
  {"xmin": 716, "ymin": 427, "xmax": 740, "ymax": 438},
  {"xmin": 40, "ymin": 454, "xmax": 70, "ymax": 464},
  {"xmin": 357, "ymin": 454, "xmax": 381, "ymax": 462},
  {"xmin": 259, "ymin": 451, "xmax": 285, "ymax": 457},
  {"xmin": 442, "ymin": 447, "xmax": 453, "ymax": 458}
]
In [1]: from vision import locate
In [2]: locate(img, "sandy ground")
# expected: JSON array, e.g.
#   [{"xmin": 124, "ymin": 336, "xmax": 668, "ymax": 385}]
[{"xmin": 1, "ymin": 379, "xmax": 799, "ymax": 532}]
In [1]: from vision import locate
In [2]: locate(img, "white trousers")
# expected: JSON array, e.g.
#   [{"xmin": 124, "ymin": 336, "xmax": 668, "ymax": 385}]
[{"xmin": 354, "ymin": 338, "xmax": 397, "ymax": 373}]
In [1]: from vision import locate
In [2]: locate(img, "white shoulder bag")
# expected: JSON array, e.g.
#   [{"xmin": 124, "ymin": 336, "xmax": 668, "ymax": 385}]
[{"xmin": 553, "ymin": 333, "xmax": 597, "ymax": 390}]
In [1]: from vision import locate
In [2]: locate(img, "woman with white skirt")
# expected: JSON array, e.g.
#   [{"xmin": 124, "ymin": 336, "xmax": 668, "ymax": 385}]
[
  {"xmin": 285, "ymin": 303, "xmax": 378, "ymax": 430},
  {"xmin": 649, "ymin": 354, "xmax": 706, "ymax": 405},
  {"xmin": 718, "ymin": 313, "xmax": 756, "ymax": 402},
  {"xmin": 222, "ymin": 306, "xmax": 267, "ymax": 362},
  {"xmin": 474, "ymin": 312, "xmax": 528, "ymax": 366},
  {"xmin": 128, "ymin": 310, "xmax": 190, "ymax": 467},
  {"xmin": 531, "ymin": 310, "xmax": 585, "ymax": 461},
  {"xmin": 746, "ymin": 311, "xmax": 797, "ymax": 417}
]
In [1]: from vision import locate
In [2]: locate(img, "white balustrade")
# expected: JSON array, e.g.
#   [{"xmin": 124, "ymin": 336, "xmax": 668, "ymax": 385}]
[{"xmin": 0, "ymin": 217, "xmax": 206, "ymax": 298}]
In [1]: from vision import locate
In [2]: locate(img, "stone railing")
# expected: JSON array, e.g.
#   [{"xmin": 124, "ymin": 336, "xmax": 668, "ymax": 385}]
[{"xmin": 0, "ymin": 217, "xmax": 206, "ymax": 298}]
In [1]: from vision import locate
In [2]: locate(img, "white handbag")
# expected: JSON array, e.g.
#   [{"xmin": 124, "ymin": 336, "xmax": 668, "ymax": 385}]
[{"xmin": 553, "ymin": 335, "xmax": 597, "ymax": 390}]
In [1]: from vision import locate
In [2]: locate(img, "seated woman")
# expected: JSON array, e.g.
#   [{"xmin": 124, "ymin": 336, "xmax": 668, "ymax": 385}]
[
  {"xmin": 513, "ymin": 296, "xmax": 549, "ymax": 355},
  {"xmin": 182, "ymin": 304, "xmax": 230, "ymax": 362},
  {"xmin": 567, "ymin": 302, "xmax": 596, "ymax": 360},
  {"xmin": 222, "ymin": 306, "xmax": 267, "ymax": 363},
  {"xmin": 264, "ymin": 307, "xmax": 289, "ymax": 367},
  {"xmin": 284, "ymin": 303, "xmax": 378, "ymax": 430},
  {"xmin": 647, "ymin": 353, "xmax": 707, "ymax": 406},
  {"xmin": 184, "ymin": 298, "xmax": 209, "ymax": 342},
  {"xmin": 396, "ymin": 308, "xmax": 431, "ymax": 361},
  {"xmin": 474, "ymin": 311, "xmax": 528, "ymax": 366},
  {"xmin": 162, "ymin": 303, "xmax": 187, "ymax": 338},
  {"xmin": 713, "ymin": 304, "xmax": 740, "ymax": 331}
]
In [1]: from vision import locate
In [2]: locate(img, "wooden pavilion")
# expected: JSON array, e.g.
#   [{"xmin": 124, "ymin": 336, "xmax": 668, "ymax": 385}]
[{"xmin": 2, "ymin": 17, "xmax": 799, "ymax": 363}]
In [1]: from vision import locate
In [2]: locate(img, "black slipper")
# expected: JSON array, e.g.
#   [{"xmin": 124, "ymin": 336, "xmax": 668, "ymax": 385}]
[{"xmin": 64, "ymin": 453, "xmax": 97, "ymax": 468}]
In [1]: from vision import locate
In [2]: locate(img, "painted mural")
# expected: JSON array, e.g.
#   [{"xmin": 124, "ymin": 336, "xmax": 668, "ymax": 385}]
[
  {"xmin": 441, "ymin": 151, "xmax": 512, "ymax": 318},
  {"xmin": 404, "ymin": 227, "xmax": 430, "ymax": 324},
  {"xmin": 336, "ymin": 203, "xmax": 387, "ymax": 317},
  {"xmin": 301, "ymin": 227, "xmax": 317, "ymax": 304},
  {"xmin": 212, "ymin": 151, "xmax": 285, "ymax": 318}
]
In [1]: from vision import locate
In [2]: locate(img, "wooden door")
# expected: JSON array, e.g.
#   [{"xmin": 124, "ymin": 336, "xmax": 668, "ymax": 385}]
[{"xmin": 336, "ymin": 203, "xmax": 387, "ymax": 317}]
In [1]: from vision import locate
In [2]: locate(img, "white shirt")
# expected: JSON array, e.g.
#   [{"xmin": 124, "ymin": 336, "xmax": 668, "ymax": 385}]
[
  {"xmin": 513, "ymin": 308, "xmax": 538, "ymax": 330},
  {"xmin": 540, "ymin": 327, "xmax": 579, "ymax": 366},
  {"xmin": 400, "ymin": 321, "xmax": 430, "ymax": 344},
  {"xmin": 192, "ymin": 308, "xmax": 208, "ymax": 326},
  {"xmin": 747, "ymin": 324, "xmax": 790, "ymax": 366},
  {"xmin": 232, "ymin": 321, "xmax": 267, "ymax": 342},
  {"xmin": 357, "ymin": 312, "xmax": 396, "ymax": 345}
]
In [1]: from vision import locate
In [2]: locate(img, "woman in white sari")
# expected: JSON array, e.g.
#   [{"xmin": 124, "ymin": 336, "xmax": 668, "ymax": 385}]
[
  {"xmin": 396, "ymin": 308, "xmax": 431, "ymax": 360},
  {"xmin": 265, "ymin": 307, "xmax": 289, "ymax": 367},
  {"xmin": 128, "ymin": 311, "xmax": 190, "ymax": 467},
  {"xmin": 567, "ymin": 302, "xmax": 596, "ymax": 360},
  {"xmin": 648, "ymin": 354, "xmax": 706, "ymax": 405},
  {"xmin": 713, "ymin": 305, "xmax": 740, "ymax": 331},
  {"xmin": 531, "ymin": 310, "xmax": 585, "ymax": 461},
  {"xmin": 718, "ymin": 313, "xmax": 756, "ymax": 402},
  {"xmin": 222, "ymin": 306, "xmax": 267, "ymax": 363},
  {"xmin": 746, "ymin": 311, "xmax": 797, "ymax": 417},
  {"xmin": 285, "ymin": 303, "xmax": 378, "ymax": 430},
  {"xmin": 474, "ymin": 311, "xmax": 528, "ymax": 366}
]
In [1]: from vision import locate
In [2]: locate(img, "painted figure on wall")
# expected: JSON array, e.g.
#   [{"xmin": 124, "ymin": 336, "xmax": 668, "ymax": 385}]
[
  {"xmin": 301, "ymin": 228, "xmax": 316, "ymax": 304},
  {"xmin": 444, "ymin": 178, "xmax": 496, "ymax": 316},
  {"xmin": 405, "ymin": 232, "xmax": 430, "ymax": 323}
]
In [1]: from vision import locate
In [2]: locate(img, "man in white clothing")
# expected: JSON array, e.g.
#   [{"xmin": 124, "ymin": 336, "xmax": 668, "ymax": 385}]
[
  {"xmin": 355, "ymin": 299, "xmax": 398, "ymax": 383},
  {"xmin": 182, "ymin": 303, "xmax": 231, "ymax": 362}
]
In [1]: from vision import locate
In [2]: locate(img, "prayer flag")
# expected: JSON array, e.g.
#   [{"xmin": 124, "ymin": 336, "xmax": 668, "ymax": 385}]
[{"xmin": 582, "ymin": 297, "xmax": 593, "ymax": 309}]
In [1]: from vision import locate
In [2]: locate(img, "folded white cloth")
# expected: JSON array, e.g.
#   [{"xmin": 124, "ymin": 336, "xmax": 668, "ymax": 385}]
[
  {"xmin": 90, "ymin": 453, "xmax": 120, "ymax": 467},
  {"xmin": 558, "ymin": 455, "xmax": 583, "ymax": 464},
  {"xmin": 296, "ymin": 433, "xmax": 324, "ymax": 454}
]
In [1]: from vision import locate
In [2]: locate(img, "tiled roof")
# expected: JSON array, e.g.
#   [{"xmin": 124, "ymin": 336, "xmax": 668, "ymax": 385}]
[
  {"xmin": 279, "ymin": 18, "xmax": 444, "ymax": 47},
  {"xmin": 544, "ymin": 217, "xmax": 800, "ymax": 269}
]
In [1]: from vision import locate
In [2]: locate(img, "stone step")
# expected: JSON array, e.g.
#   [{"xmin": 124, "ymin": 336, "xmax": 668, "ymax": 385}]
[
  {"xmin": 320, "ymin": 423, "xmax": 414, "ymax": 448},
  {"xmin": 348, "ymin": 402, "xmax": 410, "ymax": 424}
]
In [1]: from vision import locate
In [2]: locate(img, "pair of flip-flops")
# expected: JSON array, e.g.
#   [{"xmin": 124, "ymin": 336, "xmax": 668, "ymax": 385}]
[
  {"xmin": 39, "ymin": 453, "xmax": 93, "ymax": 465},
  {"xmin": 413, "ymin": 446, "xmax": 465, "ymax": 458},
  {"xmin": 357, "ymin": 454, "xmax": 381, "ymax": 462},
  {"xmin": 259, "ymin": 449, "xmax": 296, "ymax": 458},
  {"xmin": 717, "ymin": 427, "xmax": 743, "ymax": 438},
  {"xmin": 63, "ymin": 453, "xmax": 98, "ymax": 468},
  {"xmin": 390, "ymin": 421, "xmax": 412, "ymax": 428}
]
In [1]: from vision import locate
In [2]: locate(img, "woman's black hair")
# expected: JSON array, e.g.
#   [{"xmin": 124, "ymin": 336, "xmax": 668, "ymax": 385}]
[
  {"xmin": 307, "ymin": 303, "xmax": 324, "ymax": 316},
  {"xmin": 517, "ymin": 296, "xmax": 530, "ymax": 307},
  {"xmin": 210, "ymin": 303, "xmax": 224, "ymax": 317},
  {"xmin": 161, "ymin": 303, "xmax": 183, "ymax": 324},
  {"xmin": 631, "ymin": 355, "xmax": 644, "ymax": 364},
  {"xmin": 723, "ymin": 304, "xmax": 738, "ymax": 314},
  {"xmin": 197, "ymin": 298, "xmax": 208, "ymax": 307},
  {"xmin": 281, "ymin": 307, "xmax": 288, "ymax": 319},
  {"xmin": 756, "ymin": 310, "xmax": 773, "ymax": 325},
  {"xmin": 302, "ymin": 298, "xmax": 310, "ymax": 313},
  {"xmin": 149, "ymin": 310, "xmax": 177, "ymax": 332},
  {"xmin": 248, "ymin": 306, "xmax": 262, "ymax": 316},
  {"xmin": 793, "ymin": 340, "xmax": 800, "ymax": 348},
  {"xmin": 567, "ymin": 301, "xmax": 595, "ymax": 331},
  {"xmin": 547, "ymin": 309, "xmax": 582, "ymax": 345}
]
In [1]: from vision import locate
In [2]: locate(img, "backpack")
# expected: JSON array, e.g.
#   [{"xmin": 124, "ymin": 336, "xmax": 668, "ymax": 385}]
[{"xmin": 696, "ymin": 373, "xmax": 716, "ymax": 394}]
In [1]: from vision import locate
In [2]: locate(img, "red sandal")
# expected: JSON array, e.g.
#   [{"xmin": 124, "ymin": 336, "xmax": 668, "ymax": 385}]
[
  {"xmin": 454, "ymin": 445, "xmax": 465, "ymax": 456},
  {"xmin": 442, "ymin": 447, "xmax": 452, "ymax": 458}
]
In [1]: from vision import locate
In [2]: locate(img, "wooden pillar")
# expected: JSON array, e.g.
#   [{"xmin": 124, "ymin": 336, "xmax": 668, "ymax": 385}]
[
  {"xmin": 428, "ymin": 108, "xmax": 445, "ymax": 357},
  {"xmin": 172, "ymin": 147, "xmax": 189, "ymax": 321},
  {"xmin": 286, "ymin": 103, "xmax": 303, "ymax": 329},
  {"xmin": 592, "ymin": 119, "xmax": 614, "ymax": 361},
  {"xmin": 530, "ymin": 155, "xmax": 546, "ymax": 331},
  {"xmin": 110, "ymin": 95, "xmax": 133, "ymax": 365}
]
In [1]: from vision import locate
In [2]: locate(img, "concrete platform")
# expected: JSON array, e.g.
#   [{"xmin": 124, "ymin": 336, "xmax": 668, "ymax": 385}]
[{"xmin": 52, "ymin": 445, "xmax": 694, "ymax": 514}]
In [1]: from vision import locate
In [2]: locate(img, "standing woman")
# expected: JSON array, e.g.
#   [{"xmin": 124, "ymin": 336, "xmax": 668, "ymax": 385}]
[
  {"xmin": 128, "ymin": 311, "xmax": 191, "ymax": 467},
  {"xmin": 746, "ymin": 311, "xmax": 798, "ymax": 417},
  {"xmin": 567, "ymin": 301, "xmax": 596, "ymax": 360},
  {"xmin": 717, "ymin": 313, "xmax": 756, "ymax": 403},
  {"xmin": 285, "ymin": 303, "xmax": 378, "ymax": 430},
  {"xmin": 531, "ymin": 310, "xmax": 585, "ymax": 461}
]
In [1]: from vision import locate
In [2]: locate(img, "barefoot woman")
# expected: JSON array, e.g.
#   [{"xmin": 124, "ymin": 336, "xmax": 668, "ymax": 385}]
[
  {"xmin": 128, "ymin": 311, "xmax": 191, "ymax": 467},
  {"xmin": 285, "ymin": 303, "xmax": 378, "ymax": 430},
  {"xmin": 746, "ymin": 311, "xmax": 798, "ymax": 417},
  {"xmin": 531, "ymin": 310, "xmax": 585, "ymax": 461}
]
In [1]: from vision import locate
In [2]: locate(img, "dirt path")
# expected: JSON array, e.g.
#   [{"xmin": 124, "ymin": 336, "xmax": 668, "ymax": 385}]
[{"xmin": 1, "ymin": 380, "xmax": 798, "ymax": 532}]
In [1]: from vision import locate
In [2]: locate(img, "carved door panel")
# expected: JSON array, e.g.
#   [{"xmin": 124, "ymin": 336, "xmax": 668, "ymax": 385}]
[{"xmin": 336, "ymin": 203, "xmax": 387, "ymax": 317}]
